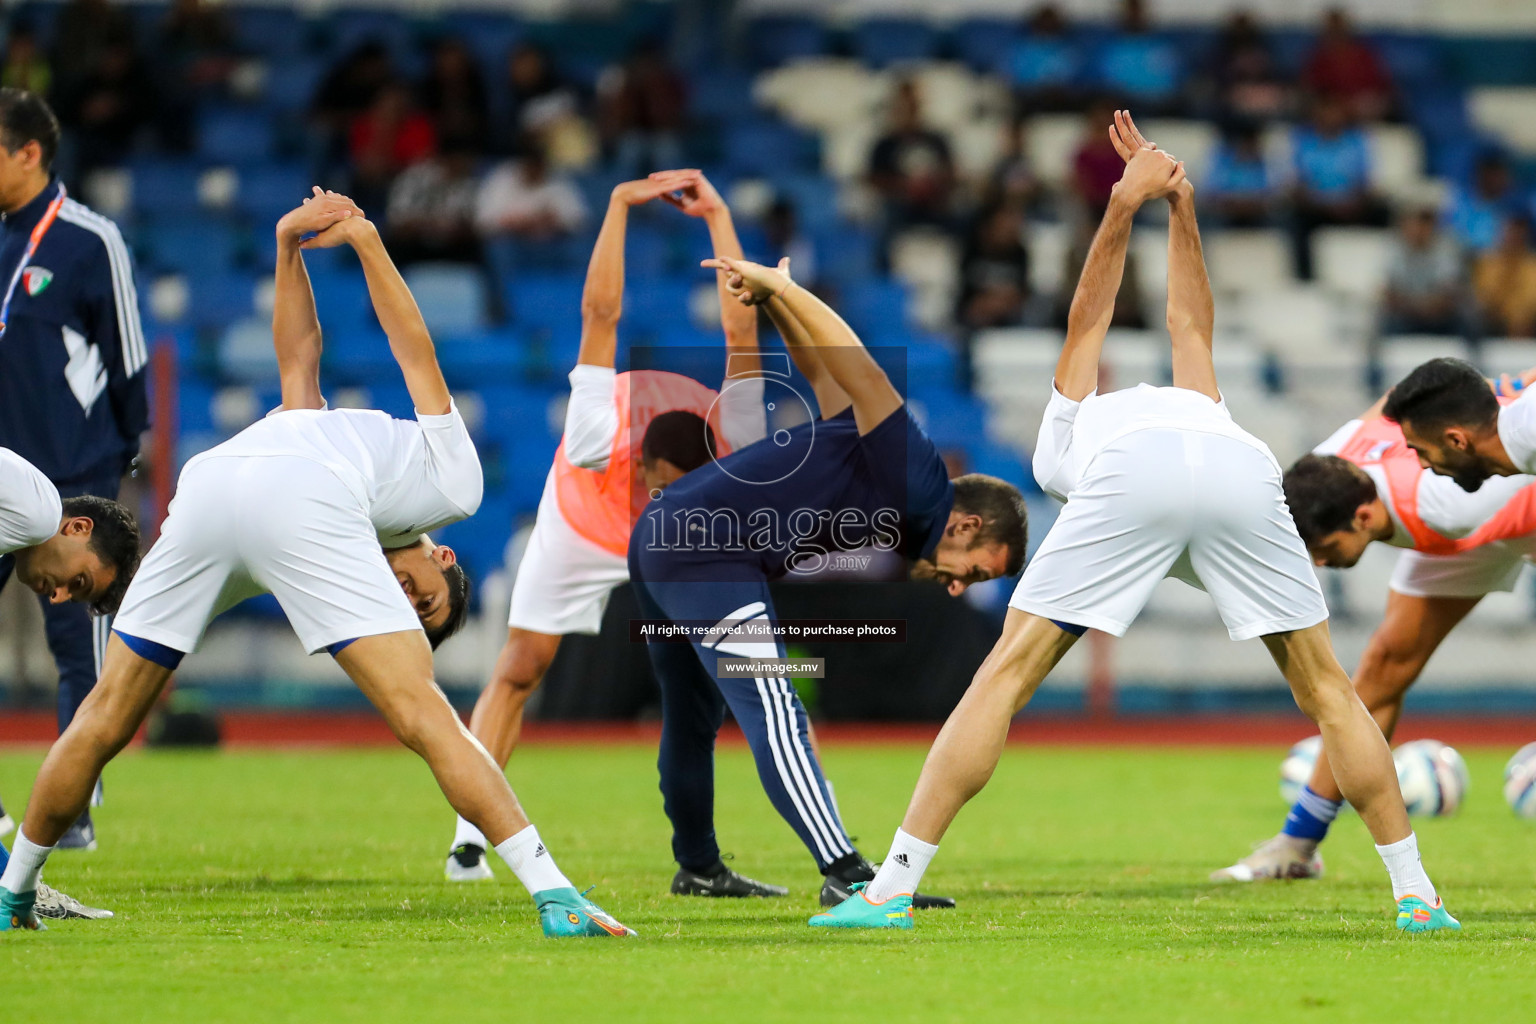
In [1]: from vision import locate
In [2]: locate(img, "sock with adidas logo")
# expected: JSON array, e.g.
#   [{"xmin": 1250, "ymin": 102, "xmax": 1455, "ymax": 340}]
[
  {"xmin": 864, "ymin": 828, "xmax": 938, "ymax": 904},
  {"xmin": 494, "ymin": 825, "xmax": 573, "ymax": 896}
]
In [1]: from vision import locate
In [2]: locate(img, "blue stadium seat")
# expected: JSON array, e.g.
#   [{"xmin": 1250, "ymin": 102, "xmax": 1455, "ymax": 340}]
[
  {"xmin": 440, "ymin": 13, "xmax": 524, "ymax": 84},
  {"xmin": 325, "ymin": 10, "xmax": 416, "ymax": 68},
  {"xmin": 198, "ymin": 108, "xmax": 277, "ymax": 165},
  {"xmin": 1444, "ymin": 36, "xmax": 1536, "ymax": 86},
  {"xmin": 235, "ymin": 163, "xmax": 313, "ymax": 223},
  {"xmin": 261, "ymin": 57, "xmax": 328, "ymax": 113},
  {"xmin": 952, "ymin": 19, "xmax": 1020, "ymax": 74},
  {"xmin": 476, "ymin": 383, "xmax": 561, "ymax": 445},
  {"xmin": 143, "ymin": 219, "xmax": 241, "ymax": 276},
  {"xmin": 177, "ymin": 378, "xmax": 217, "ymax": 435},
  {"xmin": 402, "ymin": 263, "xmax": 490, "ymax": 336},
  {"xmin": 689, "ymin": 66, "xmax": 757, "ymax": 122},
  {"xmin": 910, "ymin": 389, "xmax": 987, "ymax": 449},
  {"xmin": 217, "ymin": 319, "xmax": 279, "ymax": 382},
  {"xmin": 506, "ymin": 275, "xmax": 585, "ymax": 333},
  {"xmin": 130, "ymin": 160, "xmax": 204, "ymax": 219},
  {"xmin": 750, "ymin": 16, "xmax": 829, "ymax": 67},
  {"xmin": 967, "ymin": 439, "xmax": 1034, "ymax": 493},
  {"xmin": 837, "ymin": 279, "xmax": 909, "ymax": 339},
  {"xmin": 435, "ymin": 502, "xmax": 513, "ymax": 579},
  {"xmin": 851, "ymin": 19, "xmax": 939, "ymax": 67},
  {"xmin": 1371, "ymin": 34, "xmax": 1446, "ymax": 87},
  {"xmin": 187, "ymin": 272, "xmax": 259, "ymax": 331},
  {"xmin": 814, "ymin": 227, "xmax": 878, "ymax": 286},
  {"xmin": 232, "ymin": 6, "xmax": 310, "ymax": 59},
  {"xmin": 623, "ymin": 279, "xmax": 693, "ymax": 332},
  {"xmin": 769, "ymin": 174, "xmax": 839, "ymax": 234},
  {"xmin": 319, "ymin": 324, "xmax": 397, "ymax": 381},
  {"xmin": 436, "ymin": 328, "xmax": 530, "ymax": 387},
  {"xmin": 723, "ymin": 121, "xmax": 818, "ymax": 175},
  {"xmin": 306, "ymin": 269, "xmax": 375, "ymax": 333}
]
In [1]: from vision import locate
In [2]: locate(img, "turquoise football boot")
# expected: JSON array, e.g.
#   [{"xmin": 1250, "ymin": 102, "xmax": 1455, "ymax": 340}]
[
  {"xmin": 808, "ymin": 882, "xmax": 914, "ymax": 929},
  {"xmin": 535, "ymin": 887, "xmax": 636, "ymax": 938},
  {"xmin": 1396, "ymin": 895, "xmax": 1460, "ymax": 933},
  {"xmin": 0, "ymin": 888, "xmax": 43, "ymax": 932}
]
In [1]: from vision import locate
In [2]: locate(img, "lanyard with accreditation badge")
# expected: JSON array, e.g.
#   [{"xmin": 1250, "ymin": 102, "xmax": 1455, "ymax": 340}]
[{"xmin": 0, "ymin": 183, "xmax": 66, "ymax": 338}]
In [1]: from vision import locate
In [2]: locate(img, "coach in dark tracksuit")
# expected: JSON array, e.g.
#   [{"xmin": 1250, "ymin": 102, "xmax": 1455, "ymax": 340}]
[
  {"xmin": 629, "ymin": 254, "xmax": 1027, "ymax": 908},
  {"xmin": 0, "ymin": 91, "xmax": 148, "ymax": 848}
]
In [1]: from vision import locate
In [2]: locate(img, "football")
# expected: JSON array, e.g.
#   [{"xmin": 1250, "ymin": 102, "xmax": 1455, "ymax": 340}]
[
  {"xmin": 1279, "ymin": 735, "xmax": 1323, "ymax": 806},
  {"xmin": 1503, "ymin": 743, "xmax": 1536, "ymax": 819},
  {"xmin": 1393, "ymin": 740, "xmax": 1470, "ymax": 817}
]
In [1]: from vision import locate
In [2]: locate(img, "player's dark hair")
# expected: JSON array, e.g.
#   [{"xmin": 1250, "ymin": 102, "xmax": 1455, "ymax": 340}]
[
  {"xmin": 61, "ymin": 495, "xmax": 141, "ymax": 615},
  {"xmin": 424, "ymin": 560, "xmax": 471, "ymax": 650},
  {"xmin": 951, "ymin": 474, "xmax": 1028, "ymax": 576},
  {"xmin": 0, "ymin": 87, "xmax": 60, "ymax": 170},
  {"xmin": 641, "ymin": 410, "xmax": 717, "ymax": 473},
  {"xmin": 1381, "ymin": 358, "xmax": 1497, "ymax": 436},
  {"xmin": 1282, "ymin": 454, "xmax": 1378, "ymax": 546}
]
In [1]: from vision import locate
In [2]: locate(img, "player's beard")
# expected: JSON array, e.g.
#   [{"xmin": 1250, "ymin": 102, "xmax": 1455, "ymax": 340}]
[{"xmin": 1445, "ymin": 451, "xmax": 1491, "ymax": 492}]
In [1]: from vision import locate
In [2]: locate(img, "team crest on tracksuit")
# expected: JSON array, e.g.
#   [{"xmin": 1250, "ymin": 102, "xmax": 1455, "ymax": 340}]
[{"xmin": 22, "ymin": 267, "xmax": 52, "ymax": 296}]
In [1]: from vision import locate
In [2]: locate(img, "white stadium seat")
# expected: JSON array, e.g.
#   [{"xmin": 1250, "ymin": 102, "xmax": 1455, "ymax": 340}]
[
  {"xmin": 1025, "ymin": 220, "xmax": 1070, "ymax": 298},
  {"xmin": 1236, "ymin": 285, "xmax": 1341, "ymax": 359},
  {"xmin": 1376, "ymin": 336, "xmax": 1470, "ymax": 387},
  {"xmin": 1469, "ymin": 88, "xmax": 1536, "ymax": 155},
  {"xmin": 754, "ymin": 58, "xmax": 885, "ymax": 133},
  {"xmin": 1367, "ymin": 124, "xmax": 1428, "ymax": 200},
  {"xmin": 1205, "ymin": 229, "xmax": 1293, "ymax": 297},
  {"xmin": 1312, "ymin": 227, "xmax": 1394, "ymax": 300},
  {"xmin": 1138, "ymin": 119, "xmax": 1218, "ymax": 178},
  {"xmin": 1025, "ymin": 114, "xmax": 1088, "ymax": 190},
  {"xmin": 1131, "ymin": 226, "xmax": 1170, "ymax": 306},
  {"xmin": 1477, "ymin": 338, "xmax": 1536, "ymax": 377}
]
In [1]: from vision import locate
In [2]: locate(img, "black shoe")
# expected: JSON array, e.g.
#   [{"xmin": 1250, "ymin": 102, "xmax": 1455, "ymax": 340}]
[
  {"xmin": 445, "ymin": 843, "xmax": 494, "ymax": 882},
  {"xmin": 819, "ymin": 854, "xmax": 955, "ymax": 909},
  {"xmin": 56, "ymin": 810, "xmax": 96, "ymax": 852},
  {"xmin": 671, "ymin": 860, "xmax": 788, "ymax": 898}
]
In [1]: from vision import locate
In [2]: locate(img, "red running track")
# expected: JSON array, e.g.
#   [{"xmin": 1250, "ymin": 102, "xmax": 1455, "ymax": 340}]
[{"xmin": 2, "ymin": 710, "xmax": 1535, "ymax": 748}]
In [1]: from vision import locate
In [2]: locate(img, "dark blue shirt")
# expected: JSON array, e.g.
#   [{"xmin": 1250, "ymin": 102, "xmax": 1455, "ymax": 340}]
[
  {"xmin": 0, "ymin": 179, "xmax": 148, "ymax": 485},
  {"xmin": 632, "ymin": 406, "xmax": 954, "ymax": 583}
]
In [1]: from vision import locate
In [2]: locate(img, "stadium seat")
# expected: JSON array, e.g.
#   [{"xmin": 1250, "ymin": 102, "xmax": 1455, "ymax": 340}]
[
  {"xmin": 1477, "ymin": 338, "xmax": 1536, "ymax": 377},
  {"xmin": 754, "ymin": 58, "xmax": 885, "ymax": 134},
  {"xmin": 142, "ymin": 219, "xmax": 241, "ymax": 276},
  {"xmin": 838, "ymin": 279, "xmax": 910, "ymax": 339},
  {"xmin": 1097, "ymin": 329, "xmax": 1169, "ymax": 391},
  {"xmin": 187, "ymin": 272, "xmax": 260, "ymax": 331},
  {"xmin": 1469, "ymin": 88, "xmax": 1536, "ymax": 154},
  {"xmin": 306, "ymin": 269, "xmax": 376, "ymax": 333},
  {"xmin": 197, "ymin": 108, "xmax": 278, "ymax": 165},
  {"xmin": 819, "ymin": 117, "xmax": 881, "ymax": 181},
  {"xmin": 1138, "ymin": 119, "xmax": 1217, "ymax": 178},
  {"xmin": 1367, "ymin": 124, "xmax": 1429, "ymax": 200},
  {"xmin": 402, "ymin": 263, "xmax": 490, "ymax": 336},
  {"xmin": 750, "ymin": 15, "xmax": 830, "ymax": 67},
  {"xmin": 1312, "ymin": 227, "xmax": 1394, "ymax": 301},
  {"xmin": 1131, "ymin": 226, "xmax": 1170, "ymax": 305},
  {"xmin": 505, "ymin": 275, "xmax": 585, "ymax": 335},
  {"xmin": 231, "ymin": 6, "xmax": 310, "ymax": 59},
  {"xmin": 1237, "ymin": 286, "xmax": 1347, "ymax": 364},
  {"xmin": 1025, "ymin": 221, "xmax": 1070, "ymax": 299},
  {"xmin": 1205, "ymin": 229, "xmax": 1293, "ymax": 297},
  {"xmin": 218, "ymin": 319, "xmax": 279, "ymax": 382},
  {"xmin": 320, "ymin": 324, "xmax": 398, "ymax": 381},
  {"xmin": 723, "ymin": 121, "xmax": 819, "ymax": 176},
  {"xmin": 851, "ymin": 19, "xmax": 940, "ymax": 67},
  {"xmin": 234, "ymin": 163, "xmax": 313, "ymax": 222},
  {"xmin": 949, "ymin": 116, "xmax": 1007, "ymax": 179},
  {"xmin": 909, "ymin": 389, "xmax": 988, "ymax": 449},
  {"xmin": 260, "ymin": 56, "xmax": 327, "ymax": 113},
  {"xmin": 436, "ymin": 329, "xmax": 529, "ymax": 386},
  {"xmin": 130, "ymin": 160, "xmax": 206, "ymax": 218},
  {"xmin": 1024, "ymin": 114, "xmax": 1085, "ymax": 190},
  {"xmin": 1376, "ymin": 336, "xmax": 1470, "ymax": 386},
  {"xmin": 623, "ymin": 279, "xmax": 694, "ymax": 333},
  {"xmin": 952, "ymin": 18, "xmax": 1020, "ymax": 74}
]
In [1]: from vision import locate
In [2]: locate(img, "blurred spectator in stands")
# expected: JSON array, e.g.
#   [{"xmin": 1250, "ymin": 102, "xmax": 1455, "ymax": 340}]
[
  {"xmin": 1380, "ymin": 207, "xmax": 1465, "ymax": 336},
  {"xmin": 500, "ymin": 45, "xmax": 597, "ymax": 172},
  {"xmin": 311, "ymin": 41, "xmax": 395, "ymax": 175},
  {"xmin": 1473, "ymin": 215, "xmax": 1536, "ymax": 338},
  {"xmin": 764, "ymin": 198, "xmax": 817, "ymax": 288},
  {"xmin": 1, "ymin": 24, "xmax": 52, "ymax": 97},
  {"xmin": 349, "ymin": 80, "xmax": 437, "ymax": 214},
  {"xmin": 598, "ymin": 41, "xmax": 686, "ymax": 173},
  {"xmin": 984, "ymin": 118, "xmax": 1042, "ymax": 215},
  {"xmin": 384, "ymin": 137, "xmax": 483, "ymax": 266},
  {"xmin": 1206, "ymin": 121, "xmax": 1276, "ymax": 227},
  {"xmin": 1008, "ymin": 5, "xmax": 1084, "ymax": 113},
  {"xmin": 157, "ymin": 0, "xmax": 238, "ymax": 152},
  {"xmin": 1207, "ymin": 12, "xmax": 1290, "ymax": 121},
  {"xmin": 958, "ymin": 203, "xmax": 1031, "ymax": 332},
  {"xmin": 1058, "ymin": 224, "xmax": 1145, "ymax": 330},
  {"xmin": 51, "ymin": 0, "xmax": 133, "ymax": 95},
  {"xmin": 1287, "ymin": 94, "xmax": 1388, "ymax": 279},
  {"xmin": 868, "ymin": 78, "xmax": 956, "ymax": 260},
  {"xmin": 1445, "ymin": 151, "xmax": 1517, "ymax": 253},
  {"xmin": 55, "ymin": 37, "xmax": 156, "ymax": 180},
  {"xmin": 475, "ymin": 143, "xmax": 588, "ymax": 243},
  {"xmin": 1091, "ymin": 0, "xmax": 1186, "ymax": 114},
  {"xmin": 1301, "ymin": 8, "xmax": 1393, "ymax": 122},
  {"xmin": 1070, "ymin": 98, "xmax": 1124, "ymax": 221},
  {"xmin": 419, "ymin": 37, "xmax": 488, "ymax": 151}
]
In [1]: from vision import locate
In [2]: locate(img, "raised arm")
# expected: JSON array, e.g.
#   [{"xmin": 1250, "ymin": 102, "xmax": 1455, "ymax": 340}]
[
  {"xmin": 763, "ymin": 263, "xmax": 851, "ymax": 419},
  {"xmin": 303, "ymin": 196, "xmax": 450, "ymax": 416},
  {"xmin": 272, "ymin": 189, "xmax": 356, "ymax": 410},
  {"xmin": 1109, "ymin": 111, "xmax": 1217, "ymax": 401},
  {"xmin": 704, "ymin": 256, "xmax": 903, "ymax": 434},
  {"xmin": 1057, "ymin": 140, "xmax": 1185, "ymax": 401}
]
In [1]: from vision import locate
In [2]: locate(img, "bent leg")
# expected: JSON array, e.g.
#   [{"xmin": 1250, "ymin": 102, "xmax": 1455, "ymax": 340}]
[
  {"xmin": 469, "ymin": 628, "xmax": 563, "ymax": 767},
  {"xmin": 1306, "ymin": 592, "xmax": 1478, "ymax": 803},
  {"xmin": 901, "ymin": 611, "xmax": 1078, "ymax": 843},
  {"xmin": 1262, "ymin": 622, "xmax": 1409, "ymax": 846},
  {"xmin": 336, "ymin": 632, "xmax": 530, "ymax": 846}
]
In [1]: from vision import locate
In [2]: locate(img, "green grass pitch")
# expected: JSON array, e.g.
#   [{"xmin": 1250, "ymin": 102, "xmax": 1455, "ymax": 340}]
[{"xmin": 3, "ymin": 742, "xmax": 1534, "ymax": 1022}]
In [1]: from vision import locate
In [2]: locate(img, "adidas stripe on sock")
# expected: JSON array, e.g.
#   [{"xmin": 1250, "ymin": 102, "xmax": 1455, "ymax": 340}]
[
  {"xmin": 494, "ymin": 825, "xmax": 572, "ymax": 896},
  {"xmin": 864, "ymin": 828, "xmax": 938, "ymax": 904}
]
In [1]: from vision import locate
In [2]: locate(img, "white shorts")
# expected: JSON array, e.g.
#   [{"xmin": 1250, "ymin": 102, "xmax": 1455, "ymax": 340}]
[
  {"xmin": 1011, "ymin": 429, "xmax": 1329, "ymax": 641},
  {"xmin": 505, "ymin": 470, "xmax": 630, "ymax": 635},
  {"xmin": 114, "ymin": 455, "xmax": 421, "ymax": 656},
  {"xmin": 1390, "ymin": 544, "xmax": 1527, "ymax": 599}
]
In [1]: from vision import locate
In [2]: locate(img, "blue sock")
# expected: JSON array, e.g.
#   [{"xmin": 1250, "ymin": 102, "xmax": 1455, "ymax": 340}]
[
  {"xmin": 0, "ymin": 841, "xmax": 8, "ymax": 874},
  {"xmin": 1282, "ymin": 786, "xmax": 1343, "ymax": 842}
]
